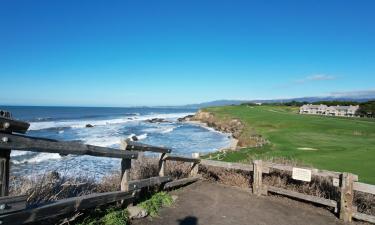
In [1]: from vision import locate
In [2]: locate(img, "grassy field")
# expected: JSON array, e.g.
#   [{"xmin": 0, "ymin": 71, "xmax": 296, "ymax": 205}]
[{"xmin": 203, "ymin": 105, "xmax": 375, "ymax": 184}]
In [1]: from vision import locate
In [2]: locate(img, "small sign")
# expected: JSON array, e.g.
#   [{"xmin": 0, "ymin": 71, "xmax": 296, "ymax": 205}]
[
  {"xmin": 292, "ymin": 167, "xmax": 312, "ymax": 182},
  {"xmin": 333, "ymin": 178, "xmax": 340, "ymax": 187}
]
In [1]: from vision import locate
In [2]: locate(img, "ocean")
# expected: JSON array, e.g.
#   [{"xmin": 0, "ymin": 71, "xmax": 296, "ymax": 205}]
[{"xmin": 1, "ymin": 106, "xmax": 231, "ymax": 179}]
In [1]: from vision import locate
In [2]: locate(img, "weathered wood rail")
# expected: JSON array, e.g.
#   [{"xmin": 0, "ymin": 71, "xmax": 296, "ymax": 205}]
[{"xmin": 0, "ymin": 111, "xmax": 201, "ymax": 225}]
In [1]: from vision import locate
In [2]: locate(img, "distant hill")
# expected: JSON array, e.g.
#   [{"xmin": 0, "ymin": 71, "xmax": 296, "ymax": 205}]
[
  {"xmin": 183, "ymin": 100, "xmax": 249, "ymax": 108},
  {"xmin": 183, "ymin": 97, "xmax": 374, "ymax": 108}
]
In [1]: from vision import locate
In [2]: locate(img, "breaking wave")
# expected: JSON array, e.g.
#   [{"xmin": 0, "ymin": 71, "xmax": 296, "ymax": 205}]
[{"xmin": 29, "ymin": 112, "xmax": 193, "ymax": 131}]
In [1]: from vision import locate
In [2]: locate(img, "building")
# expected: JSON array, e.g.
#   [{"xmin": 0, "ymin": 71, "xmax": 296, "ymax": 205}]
[
  {"xmin": 299, "ymin": 104, "xmax": 359, "ymax": 117},
  {"xmin": 299, "ymin": 104, "xmax": 327, "ymax": 115}
]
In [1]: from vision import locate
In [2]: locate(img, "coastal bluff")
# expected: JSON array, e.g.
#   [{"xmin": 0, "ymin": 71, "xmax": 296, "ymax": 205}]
[{"xmin": 181, "ymin": 110, "xmax": 269, "ymax": 149}]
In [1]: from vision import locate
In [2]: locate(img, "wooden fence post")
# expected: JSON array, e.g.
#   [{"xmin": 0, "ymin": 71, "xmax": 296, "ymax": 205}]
[
  {"xmin": 120, "ymin": 140, "xmax": 131, "ymax": 192},
  {"xmin": 340, "ymin": 172, "xmax": 355, "ymax": 222},
  {"xmin": 0, "ymin": 120, "xmax": 11, "ymax": 197},
  {"xmin": 0, "ymin": 149, "xmax": 10, "ymax": 197},
  {"xmin": 190, "ymin": 153, "xmax": 200, "ymax": 177},
  {"xmin": 158, "ymin": 153, "xmax": 166, "ymax": 177},
  {"xmin": 253, "ymin": 160, "xmax": 263, "ymax": 196}
]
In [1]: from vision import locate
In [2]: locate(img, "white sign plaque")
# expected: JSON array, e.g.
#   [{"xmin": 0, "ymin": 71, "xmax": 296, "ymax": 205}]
[
  {"xmin": 292, "ymin": 167, "xmax": 312, "ymax": 182},
  {"xmin": 332, "ymin": 178, "xmax": 340, "ymax": 187}
]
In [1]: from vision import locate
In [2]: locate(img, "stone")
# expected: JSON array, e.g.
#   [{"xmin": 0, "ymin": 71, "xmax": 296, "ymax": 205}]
[
  {"xmin": 132, "ymin": 135, "xmax": 139, "ymax": 141},
  {"xmin": 146, "ymin": 118, "xmax": 167, "ymax": 123},
  {"xmin": 127, "ymin": 206, "xmax": 148, "ymax": 219},
  {"xmin": 85, "ymin": 124, "xmax": 94, "ymax": 128}
]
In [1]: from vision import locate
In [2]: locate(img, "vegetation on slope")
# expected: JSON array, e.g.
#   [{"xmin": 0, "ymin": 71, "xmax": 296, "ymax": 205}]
[
  {"xmin": 202, "ymin": 105, "xmax": 375, "ymax": 184},
  {"xmin": 76, "ymin": 207, "xmax": 129, "ymax": 225},
  {"xmin": 139, "ymin": 192, "xmax": 173, "ymax": 217}
]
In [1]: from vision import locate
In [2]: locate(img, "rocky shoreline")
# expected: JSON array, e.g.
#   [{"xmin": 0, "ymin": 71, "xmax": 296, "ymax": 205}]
[{"xmin": 179, "ymin": 110, "xmax": 269, "ymax": 150}]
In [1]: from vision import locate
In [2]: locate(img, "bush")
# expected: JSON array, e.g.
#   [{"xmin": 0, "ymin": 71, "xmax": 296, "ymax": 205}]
[
  {"xmin": 102, "ymin": 209, "xmax": 129, "ymax": 225},
  {"xmin": 76, "ymin": 207, "xmax": 129, "ymax": 225},
  {"xmin": 139, "ymin": 192, "xmax": 173, "ymax": 217}
]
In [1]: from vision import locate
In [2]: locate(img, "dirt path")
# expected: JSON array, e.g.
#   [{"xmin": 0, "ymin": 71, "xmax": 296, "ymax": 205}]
[{"xmin": 133, "ymin": 181, "xmax": 362, "ymax": 225}]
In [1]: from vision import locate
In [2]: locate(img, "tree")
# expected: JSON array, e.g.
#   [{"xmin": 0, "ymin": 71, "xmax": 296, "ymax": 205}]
[{"xmin": 357, "ymin": 101, "xmax": 375, "ymax": 117}]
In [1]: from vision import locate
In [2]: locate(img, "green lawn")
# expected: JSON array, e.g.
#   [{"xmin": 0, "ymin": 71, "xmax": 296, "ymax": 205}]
[{"xmin": 203, "ymin": 105, "xmax": 375, "ymax": 184}]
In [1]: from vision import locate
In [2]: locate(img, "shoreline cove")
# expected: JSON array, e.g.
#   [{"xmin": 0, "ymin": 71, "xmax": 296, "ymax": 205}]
[
  {"xmin": 8, "ymin": 107, "xmax": 233, "ymax": 179},
  {"xmin": 183, "ymin": 120, "xmax": 238, "ymax": 151}
]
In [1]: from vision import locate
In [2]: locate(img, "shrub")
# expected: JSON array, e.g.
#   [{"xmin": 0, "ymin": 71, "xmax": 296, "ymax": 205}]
[
  {"xmin": 101, "ymin": 209, "xmax": 129, "ymax": 225},
  {"xmin": 139, "ymin": 192, "xmax": 173, "ymax": 217}
]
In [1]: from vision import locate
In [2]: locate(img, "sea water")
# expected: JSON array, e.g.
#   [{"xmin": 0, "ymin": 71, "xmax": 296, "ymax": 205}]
[{"xmin": 1, "ymin": 106, "xmax": 231, "ymax": 179}]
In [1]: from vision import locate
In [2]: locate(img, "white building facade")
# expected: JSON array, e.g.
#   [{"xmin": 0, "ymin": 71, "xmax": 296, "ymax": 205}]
[{"xmin": 299, "ymin": 104, "xmax": 359, "ymax": 117}]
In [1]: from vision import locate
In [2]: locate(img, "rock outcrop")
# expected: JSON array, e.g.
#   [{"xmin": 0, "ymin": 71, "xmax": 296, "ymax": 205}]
[
  {"xmin": 177, "ymin": 115, "xmax": 194, "ymax": 122},
  {"xmin": 146, "ymin": 118, "xmax": 167, "ymax": 123},
  {"xmin": 189, "ymin": 110, "xmax": 269, "ymax": 149}
]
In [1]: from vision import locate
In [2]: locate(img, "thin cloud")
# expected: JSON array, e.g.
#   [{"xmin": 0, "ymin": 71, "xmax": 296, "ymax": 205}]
[
  {"xmin": 330, "ymin": 89, "xmax": 375, "ymax": 98},
  {"xmin": 275, "ymin": 74, "xmax": 336, "ymax": 88},
  {"xmin": 295, "ymin": 74, "xmax": 336, "ymax": 84}
]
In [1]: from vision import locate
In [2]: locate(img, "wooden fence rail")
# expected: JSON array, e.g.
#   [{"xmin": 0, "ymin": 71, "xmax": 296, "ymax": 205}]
[
  {"xmin": 0, "ymin": 195, "xmax": 27, "ymax": 215},
  {"xmin": 125, "ymin": 140, "xmax": 172, "ymax": 154},
  {"xmin": 163, "ymin": 155, "xmax": 201, "ymax": 163},
  {"xmin": 0, "ymin": 117, "xmax": 30, "ymax": 134},
  {"xmin": 267, "ymin": 186, "xmax": 338, "ymax": 210},
  {"xmin": 0, "ymin": 191, "xmax": 134, "ymax": 225},
  {"xmin": 0, "ymin": 133, "xmax": 138, "ymax": 159}
]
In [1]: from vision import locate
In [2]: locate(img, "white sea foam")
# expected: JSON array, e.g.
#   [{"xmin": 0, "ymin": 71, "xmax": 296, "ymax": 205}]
[
  {"xmin": 12, "ymin": 153, "xmax": 62, "ymax": 164},
  {"xmin": 127, "ymin": 133, "xmax": 136, "ymax": 139},
  {"xmin": 29, "ymin": 117, "xmax": 133, "ymax": 130},
  {"xmin": 160, "ymin": 125, "xmax": 182, "ymax": 133},
  {"xmin": 137, "ymin": 133, "xmax": 148, "ymax": 140},
  {"xmin": 82, "ymin": 136, "xmax": 121, "ymax": 148},
  {"xmin": 10, "ymin": 150, "xmax": 30, "ymax": 157},
  {"xmin": 29, "ymin": 112, "xmax": 194, "ymax": 131},
  {"xmin": 143, "ymin": 125, "xmax": 180, "ymax": 134},
  {"xmin": 126, "ymin": 133, "xmax": 147, "ymax": 141}
]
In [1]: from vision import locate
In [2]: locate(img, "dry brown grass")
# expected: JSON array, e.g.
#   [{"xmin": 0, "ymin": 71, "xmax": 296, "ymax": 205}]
[
  {"xmin": 10, "ymin": 172, "xmax": 98, "ymax": 208},
  {"xmin": 132, "ymin": 156, "xmax": 194, "ymax": 179},
  {"xmin": 263, "ymin": 171, "xmax": 340, "ymax": 200},
  {"xmin": 199, "ymin": 160, "xmax": 375, "ymax": 216},
  {"xmin": 200, "ymin": 161, "xmax": 339, "ymax": 200},
  {"xmin": 354, "ymin": 191, "xmax": 375, "ymax": 216},
  {"xmin": 9, "ymin": 156, "xmax": 192, "ymax": 208},
  {"xmin": 199, "ymin": 165, "xmax": 251, "ymax": 188}
]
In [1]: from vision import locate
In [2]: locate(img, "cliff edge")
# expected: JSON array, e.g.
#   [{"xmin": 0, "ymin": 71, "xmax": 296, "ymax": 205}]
[{"xmin": 181, "ymin": 110, "xmax": 269, "ymax": 149}]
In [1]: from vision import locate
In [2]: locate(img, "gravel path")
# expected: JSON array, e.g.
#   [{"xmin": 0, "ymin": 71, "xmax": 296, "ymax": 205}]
[{"xmin": 133, "ymin": 180, "xmax": 364, "ymax": 225}]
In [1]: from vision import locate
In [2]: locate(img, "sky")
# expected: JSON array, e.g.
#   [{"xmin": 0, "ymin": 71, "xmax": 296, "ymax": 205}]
[{"xmin": 1, "ymin": 0, "xmax": 375, "ymax": 106}]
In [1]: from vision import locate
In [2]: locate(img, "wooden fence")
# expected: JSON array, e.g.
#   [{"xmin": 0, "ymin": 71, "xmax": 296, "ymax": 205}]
[
  {"xmin": 199, "ymin": 159, "xmax": 375, "ymax": 224},
  {"xmin": 0, "ymin": 112, "xmax": 201, "ymax": 225},
  {"xmin": 0, "ymin": 110, "xmax": 374, "ymax": 224}
]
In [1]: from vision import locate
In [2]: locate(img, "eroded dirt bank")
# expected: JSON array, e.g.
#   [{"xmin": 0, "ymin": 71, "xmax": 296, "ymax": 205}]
[{"xmin": 180, "ymin": 110, "xmax": 269, "ymax": 149}]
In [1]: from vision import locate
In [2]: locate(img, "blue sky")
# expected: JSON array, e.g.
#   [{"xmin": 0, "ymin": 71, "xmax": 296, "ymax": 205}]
[{"xmin": 1, "ymin": 0, "xmax": 374, "ymax": 106}]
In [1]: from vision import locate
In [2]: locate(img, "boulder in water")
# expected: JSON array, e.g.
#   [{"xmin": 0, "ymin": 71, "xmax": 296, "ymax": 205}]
[
  {"xmin": 132, "ymin": 135, "xmax": 139, "ymax": 141},
  {"xmin": 85, "ymin": 124, "xmax": 94, "ymax": 128},
  {"xmin": 146, "ymin": 118, "xmax": 167, "ymax": 123}
]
